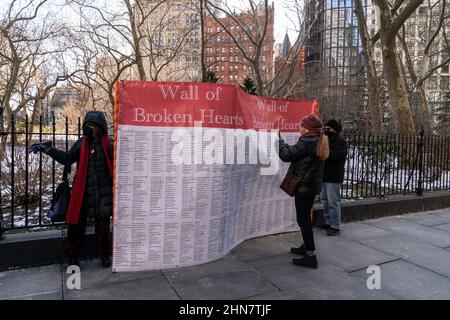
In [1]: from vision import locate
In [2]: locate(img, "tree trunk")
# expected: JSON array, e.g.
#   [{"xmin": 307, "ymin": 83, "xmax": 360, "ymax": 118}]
[
  {"xmin": 381, "ymin": 40, "xmax": 416, "ymax": 135},
  {"xmin": 398, "ymin": 28, "xmax": 432, "ymax": 135},
  {"xmin": 252, "ymin": 62, "xmax": 265, "ymax": 96},
  {"xmin": 417, "ymin": 86, "xmax": 432, "ymax": 134},
  {"xmin": 124, "ymin": 0, "xmax": 146, "ymax": 81},
  {"xmin": 374, "ymin": 0, "xmax": 423, "ymax": 135},
  {"xmin": 353, "ymin": 0, "xmax": 383, "ymax": 134}
]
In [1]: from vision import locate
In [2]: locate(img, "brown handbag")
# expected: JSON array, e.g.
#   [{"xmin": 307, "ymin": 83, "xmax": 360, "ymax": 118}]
[{"xmin": 280, "ymin": 164, "xmax": 314, "ymax": 197}]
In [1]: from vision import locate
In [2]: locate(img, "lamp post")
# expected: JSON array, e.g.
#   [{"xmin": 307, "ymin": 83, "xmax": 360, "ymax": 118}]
[{"xmin": 416, "ymin": 127, "xmax": 425, "ymax": 196}]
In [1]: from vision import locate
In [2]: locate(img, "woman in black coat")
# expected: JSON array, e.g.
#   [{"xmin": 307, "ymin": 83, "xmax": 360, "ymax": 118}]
[
  {"xmin": 31, "ymin": 111, "xmax": 113, "ymax": 268},
  {"xmin": 279, "ymin": 114, "xmax": 329, "ymax": 269}
]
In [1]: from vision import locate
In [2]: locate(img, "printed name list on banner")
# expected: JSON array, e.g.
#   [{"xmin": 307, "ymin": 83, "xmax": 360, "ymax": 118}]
[{"xmin": 112, "ymin": 81, "xmax": 318, "ymax": 272}]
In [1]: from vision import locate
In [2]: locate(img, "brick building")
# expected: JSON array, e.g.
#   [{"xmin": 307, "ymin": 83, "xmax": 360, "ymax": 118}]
[{"xmin": 204, "ymin": 3, "xmax": 275, "ymax": 85}]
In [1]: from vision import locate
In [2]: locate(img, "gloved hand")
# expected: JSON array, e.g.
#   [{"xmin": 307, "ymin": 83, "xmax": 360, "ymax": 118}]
[
  {"xmin": 278, "ymin": 130, "xmax": 285, "ymax": 144},
  {"xmin": 29, "ymin": 141, "xmax": 52, "ymax": 154}
]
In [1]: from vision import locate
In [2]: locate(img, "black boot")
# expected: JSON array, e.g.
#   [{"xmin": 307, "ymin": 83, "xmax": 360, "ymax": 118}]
[
  {"xmin": 327, "ymin": 227, "xmax": 340, "ymax": 236},
  {"xmin": 101, "ymin": 255, "xmax": 112, "ymax": 268},
  {"xmin": 290, "ymin": 244, "xmax": 306, "ymax": 255},
  {"xmin": 68, "ymin": 256, "xmax": 81, "ymax": 269},
  {"xmin": 293, "ymin": 254, "xmax": 318, "ymax": 269}
]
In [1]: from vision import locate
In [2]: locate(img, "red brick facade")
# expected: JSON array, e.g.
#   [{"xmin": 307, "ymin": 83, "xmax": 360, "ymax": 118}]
[{"xmin": 204, "ymin": 4, "xmax": 275, "ymax": 85}]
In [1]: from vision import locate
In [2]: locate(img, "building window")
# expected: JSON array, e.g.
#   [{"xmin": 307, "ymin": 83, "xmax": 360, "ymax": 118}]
[
  {"xmin": 440, "ymin": 76, "xmax": 449, "ymax": 90},
  {"xmin": 186, "ymin": 13, "xmax": 199, "ymax": 27},
  {"xmin": 168, "ymin": 34, "xmax": 179, "ymax": 49},
  {"xmin": 168, "ymin": 21, "xmax": 177, "ymax": 30}
]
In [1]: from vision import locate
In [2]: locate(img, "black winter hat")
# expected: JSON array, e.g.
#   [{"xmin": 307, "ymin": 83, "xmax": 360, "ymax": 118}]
[{"xmin": 324, "ymin": 119, "xmax": 342, "ymax": 133}]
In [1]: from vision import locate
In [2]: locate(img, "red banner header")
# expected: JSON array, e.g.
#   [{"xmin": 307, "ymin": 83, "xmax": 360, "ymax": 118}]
[{"xmin": 116, "ymin": 81, "xmax": 317, "ymax": 132}]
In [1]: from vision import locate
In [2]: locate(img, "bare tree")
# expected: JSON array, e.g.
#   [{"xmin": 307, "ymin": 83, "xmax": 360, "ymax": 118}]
[
  {"xmin": 67, "ymin": 0, "xmax": 202, "ymax": 117},
  {"xmin": 398, "ymin": 0, "xmax": 450, "ymax": 134},
  {"xmin": 0, "ymin": 0, "xmax": 82, "ymax": 153},
  {"xmin": 268, "ymin": 0, "xmax": 321, "ymax": 98},
  {"xmin": 353, "ymin": 0, "xmax": 383, "ymax": 134},
  {"xmin": 139, "ymin": 0, "xmax": 201, "ymax": 82},
  {"xmin": 204, "ymin": 0, "xmax": 319, "ymax": 98},
  {"xmin": 67, "ymin": 0, "xmax": 141, "ymax": 117},
  {"xmin": 204, "ymin": 0, "xmax": 272, "ymax": 96},
  {"xmin": 372, "ymin": 0, "xmax": 424, "ymax": 135}
]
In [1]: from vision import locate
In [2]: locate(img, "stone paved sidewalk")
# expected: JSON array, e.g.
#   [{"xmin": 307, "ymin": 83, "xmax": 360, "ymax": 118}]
[{"xmin": 1, "ymin": 208, "xmax": 450, "ymax": 300}]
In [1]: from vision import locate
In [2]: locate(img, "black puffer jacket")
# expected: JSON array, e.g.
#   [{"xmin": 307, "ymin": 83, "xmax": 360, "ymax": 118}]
[
  {"xmin": 323, "ymin": 133, "xmax": 347, "ymax": 183},
  {"xmin": 47, "ymin": 111, "xmax": 113, "ymax": 219},
  {"xmin": 279, "ymin": 133, "xmax": 325, "ymax": 195}
]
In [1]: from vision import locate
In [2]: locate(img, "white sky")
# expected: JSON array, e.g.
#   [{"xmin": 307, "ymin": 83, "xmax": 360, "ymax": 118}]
[
  {"xmin": 0, "ymin": 0, "xmax": 298, "ymax": 44},
  {"xmin": 274, "ymin": 1, "xmax": 301, "ymax": 44}
]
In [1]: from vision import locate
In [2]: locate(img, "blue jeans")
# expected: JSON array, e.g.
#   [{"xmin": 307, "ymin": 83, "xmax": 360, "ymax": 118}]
[{"xmin": 320, "ymin": 183, "xmax": 342, "ymax": 229}]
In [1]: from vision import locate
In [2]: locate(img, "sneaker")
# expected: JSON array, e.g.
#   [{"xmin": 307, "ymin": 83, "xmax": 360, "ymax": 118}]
[
  {"xmin": 101, "ymin": 255, "xmax": 112, "ymax": 268},
  {"xmin": 327, "ymin": 227, "xmax": 341, "ymax": 236},
  {"xmin": 290, "ymin": 245, "xmax": 306, "ymax": 255},
  {"xmin": 292, "ymin": 254, "xmax": 318, "ymax": 269}
]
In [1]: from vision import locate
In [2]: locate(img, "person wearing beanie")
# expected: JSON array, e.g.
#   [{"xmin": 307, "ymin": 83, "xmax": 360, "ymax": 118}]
[
  {"xmin": 278, "ymin": 114, "xmax": 329, "ymax": 269},
  {"xmin": 320, "ymin": 119, "xmax": 347, "ymax": 236}
]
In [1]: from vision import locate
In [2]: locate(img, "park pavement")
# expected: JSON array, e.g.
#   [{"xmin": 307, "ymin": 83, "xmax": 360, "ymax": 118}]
[{"xmin": 1, "ymin": 208, "xmax": 450, "ymax": 300}]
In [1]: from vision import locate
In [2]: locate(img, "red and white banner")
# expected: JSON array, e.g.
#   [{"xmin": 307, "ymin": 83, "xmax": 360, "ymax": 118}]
[{"xmin": 112, "ymin": 81, "xmax": 317, "ymax": 272}]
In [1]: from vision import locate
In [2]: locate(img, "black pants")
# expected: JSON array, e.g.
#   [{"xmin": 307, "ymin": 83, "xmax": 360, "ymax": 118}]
[
  {"xmin": 295, "ymin": 192, "xmax": 316, "ymax": 252},
  {"xmin": 66, "ymin": 211, "xmax": 110, "ymax": 259}
]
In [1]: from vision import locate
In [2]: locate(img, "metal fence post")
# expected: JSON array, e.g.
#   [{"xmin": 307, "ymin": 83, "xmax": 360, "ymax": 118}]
[
  {"xmin": 0, "ymin": 133, "xmax": 4, "ymax": 240},
  {"xmin": 416, "ymin": 128, "xmax": 425, "ymax": 196}
]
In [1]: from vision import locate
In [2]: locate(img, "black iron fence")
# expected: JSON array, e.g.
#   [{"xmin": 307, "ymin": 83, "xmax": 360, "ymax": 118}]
[
  {"xmin": 1, "ymin": 115, "xmax": 450, "ymax": 233},
  {"xmin": 341, "ymin": 131, "xmax": 450, "ymax": 199},
  {"xmin": 0, "ymin": 115, "xmax": 82, "ymax": 234}
]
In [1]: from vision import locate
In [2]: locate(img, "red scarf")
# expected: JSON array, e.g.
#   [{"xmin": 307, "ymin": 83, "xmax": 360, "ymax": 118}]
[{"xmin": 66, "ymin": 134, "xmax": 113, "ymax": 224}]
